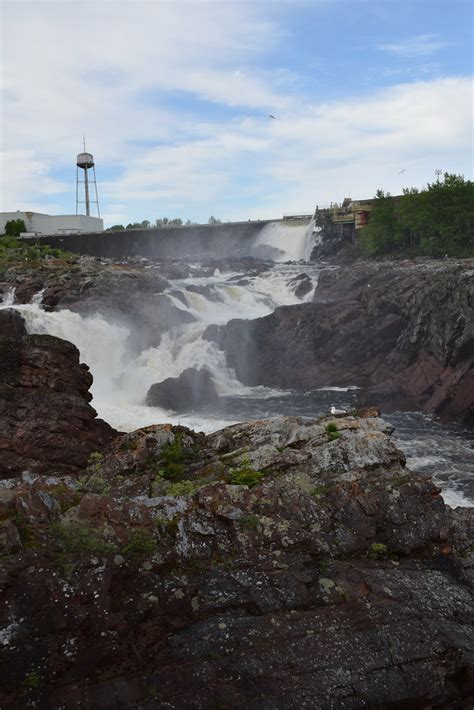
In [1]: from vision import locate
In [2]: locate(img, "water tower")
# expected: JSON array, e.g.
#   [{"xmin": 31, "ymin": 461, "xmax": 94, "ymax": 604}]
[{"xmin": 76, "ymin": 140, "xmax": 100, "ymax": 217}]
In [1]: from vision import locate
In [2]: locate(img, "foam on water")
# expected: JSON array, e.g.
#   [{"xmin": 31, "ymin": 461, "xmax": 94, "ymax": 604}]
[
  {"xmin": 253, "ymin": 220, "xmax": 316, "ymax": 262},
  {"xmin": 2, "ymin": 268, "xmax": 472, "ymax": 510}
]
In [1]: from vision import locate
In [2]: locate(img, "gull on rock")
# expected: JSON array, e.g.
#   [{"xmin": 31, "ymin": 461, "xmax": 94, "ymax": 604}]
[{"xmin": 330, "ymin": 406, "xmax": 347, "ymax": 415}]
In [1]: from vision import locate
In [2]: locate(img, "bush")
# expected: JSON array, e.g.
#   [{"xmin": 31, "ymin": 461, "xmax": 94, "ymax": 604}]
[
  {"xmin": 154, "ymin": 433, "xmax": 197, "ymax": 481},
  {"xmin": 367, "ymin": 542, "xmax": 388, "ymax": 559},
  {"xmin": 325, "ymin": 422, "xmax": 341, "ymax": 442},
  {"xmin": 229, "ymin": 458, "xmax": 264, "ymax": 487},
  {"xmin": 122, "ymin": 529, "xmax": 157, "ymax": 558},
  {"xmin": 53, "ymin": 520, "xmax": 116, "ymax": 556}
]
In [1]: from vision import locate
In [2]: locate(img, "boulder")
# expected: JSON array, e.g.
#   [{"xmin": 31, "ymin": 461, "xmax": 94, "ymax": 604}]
[
  {"xmin": 0, "ymin": 310, "xmax": 116, "ymax": 476},
  {"xmin": 146, "ymin": 367, "xmax": 219, "ymax": 412},
  {"xmin": 287, "ymin": 272, "xmax": 313, "ymax": 298}
]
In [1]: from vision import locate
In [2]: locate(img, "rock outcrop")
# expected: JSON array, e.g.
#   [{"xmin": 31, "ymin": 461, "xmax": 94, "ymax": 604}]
[
  {"xmin": 146, "ymin": 367, "xmax": 219, "ymax": 412},
  {"xmin": 0, "ymin": 310, "xmax": 115, "ymax": 476},
  {"xmin": 206, "ymin": 260, "xmax": 474, "ymax": 425},
  {"xmin": 0, "ymin": 410, "xmax": 473, "ymax": 708}
]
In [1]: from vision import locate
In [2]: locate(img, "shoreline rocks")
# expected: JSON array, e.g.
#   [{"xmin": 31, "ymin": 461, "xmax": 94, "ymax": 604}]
[
  {"xmin": 205, "ymin": 260, "xmax": 474, "ymax": 426},
  {"xmin": 0, "ymin": 411, "xmax": 473, "ymax": 708}
]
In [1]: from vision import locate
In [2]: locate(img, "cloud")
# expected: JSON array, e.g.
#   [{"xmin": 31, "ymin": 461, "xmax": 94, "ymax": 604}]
[
  {"xmin": 1, "ymin": 3, "xmax": 471, "ymax": 224},
  {"xmin": 378, "ymin": 34, "xmax": 449, "ymax": 58}
]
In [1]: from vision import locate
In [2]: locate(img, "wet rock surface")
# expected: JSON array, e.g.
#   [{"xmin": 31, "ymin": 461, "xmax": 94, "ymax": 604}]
[
  {"xmin": 0, "ymin": 410, "xmax": 473, "ymax": 708},
  {"xmin": 206, "ymin": 260, "xmax": 474, "ymax": 425},
  {"xmin": 146, "ymin": 367, "xmax": 220, "ymax": 412},
  {"xmin": 0, "ymin": 310, "xmax": 115, "ymax": 476}
]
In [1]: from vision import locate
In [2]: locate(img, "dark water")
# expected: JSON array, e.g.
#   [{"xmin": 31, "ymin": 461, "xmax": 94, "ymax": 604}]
[{"xmin": 200, "ymin": 387, "xmax": 474, "ymax": 508}]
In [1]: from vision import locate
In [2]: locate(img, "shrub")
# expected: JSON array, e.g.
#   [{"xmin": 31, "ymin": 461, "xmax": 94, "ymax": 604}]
[
  {"xmin": 154, "ymin": 433, "xmax": 191, "ymax": 480},
  {"xmin": 53, "ymin": 520, "xmax": 116, "ymax": 556},
  {"xmin": 325, "ymin": 422, "xmax": 338, "ymax": 433},
  {"xmin": 367, "ymin": 542, "xmax": 388, "ymax": 559},
  {"xmin": 122, "ymin": 529, "xmax": 157, "ymax": 558},
  {"xmin": 229, "ymin": 458, "xmax": 264, "ymax": 487},
  {"xmin": 23, "ymin": 671, "xmax": 41, "ymax": 689}
]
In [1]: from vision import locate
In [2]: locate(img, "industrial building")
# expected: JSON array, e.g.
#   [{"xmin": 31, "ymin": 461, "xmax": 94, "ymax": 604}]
[{"xmin": 0, "ymin": 211, "xmax": 103, "ymax": 236}]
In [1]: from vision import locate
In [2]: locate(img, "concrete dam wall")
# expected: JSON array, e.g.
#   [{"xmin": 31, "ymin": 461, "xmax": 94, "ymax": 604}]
[
  {"xmin": 29, "ymin": 221, "xmax": 275, "ymax": 261},
  {"xmin": 25, "ymin": 217, "xmax": 316, "ymax": 261}
]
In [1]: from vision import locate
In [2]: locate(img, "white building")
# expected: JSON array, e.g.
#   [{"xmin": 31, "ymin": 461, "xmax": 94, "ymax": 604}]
[{"xmin": 0, "ymin": 211, "xmax": 103, "ymax": 236}]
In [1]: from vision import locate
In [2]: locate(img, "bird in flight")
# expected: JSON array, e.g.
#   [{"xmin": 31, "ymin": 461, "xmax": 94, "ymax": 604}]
[
  {"xmin": 269, "ymin": 114, "xmax": 276, "ymax": 119},
  {"xmin": 398, "ymin": 168, "xmax": 406, "ymax": 174}
]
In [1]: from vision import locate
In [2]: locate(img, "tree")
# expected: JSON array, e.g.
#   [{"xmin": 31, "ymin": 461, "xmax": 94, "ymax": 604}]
[
  {"xmin": 208, "ymin": 216, "xmax": 222, "ymax": 224},
  {"xmin": 4, "ymin": 219, "xmax": 27, "ymax": 237},
  {"xmin": 106, "ymin": 224, "xmax": 125, "ymax": 231},
  {"xmin": 359, "ymin": 174, "xmax": 474, "ymax": 257}
]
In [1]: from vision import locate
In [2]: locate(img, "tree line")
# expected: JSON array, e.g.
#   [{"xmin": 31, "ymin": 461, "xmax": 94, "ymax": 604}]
[
  {"xmin": 359, "ymin": 173, "xmax": 473, "ymax": 257},
  {"xmin": 106, "ymin": 216, "xmax": 222, "ymax": 231}
]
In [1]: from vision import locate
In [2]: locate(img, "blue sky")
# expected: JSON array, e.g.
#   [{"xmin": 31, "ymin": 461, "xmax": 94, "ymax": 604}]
[{"xmin": 1, "ymin": 0, "xmax": 472, "ymax": 227}]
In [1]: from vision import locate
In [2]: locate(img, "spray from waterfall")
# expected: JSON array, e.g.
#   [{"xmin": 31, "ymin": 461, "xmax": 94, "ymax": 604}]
[
  {"xmin": 253, "ymin": 219, "xmax": 316, "ymax": 261},
  {"xmin": 0, "ymin": 264, "xmax": 319, "ymax": 432}
]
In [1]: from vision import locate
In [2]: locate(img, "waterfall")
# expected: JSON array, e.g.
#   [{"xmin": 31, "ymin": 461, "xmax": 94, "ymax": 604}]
[
  {"xmin": 253, "ymin": 219, "xmax": 316, "ymax": 261},
  {"xmin": 0, "ymin": 264, "xmax": 319, "ymax": 433}
]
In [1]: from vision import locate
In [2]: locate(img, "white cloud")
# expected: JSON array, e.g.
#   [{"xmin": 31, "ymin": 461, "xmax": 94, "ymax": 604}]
[
  {"xmin": 1, "ymin": 3, "xmax": 472, "ymax": 224},
  {"xmin": 378, "ymin": 34, "xmax": 449, "ymax": 58}
]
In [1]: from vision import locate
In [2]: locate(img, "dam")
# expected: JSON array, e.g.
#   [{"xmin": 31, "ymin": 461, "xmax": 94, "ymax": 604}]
[{"xmin": 25, "ymin": 217, "xmax": 315, "ymax": 261}]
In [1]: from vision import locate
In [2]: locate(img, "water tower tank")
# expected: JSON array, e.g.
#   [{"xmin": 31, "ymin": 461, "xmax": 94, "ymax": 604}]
[{"xmin": 76, "ymin": 152, "xmax": 95, "ymax": 169}]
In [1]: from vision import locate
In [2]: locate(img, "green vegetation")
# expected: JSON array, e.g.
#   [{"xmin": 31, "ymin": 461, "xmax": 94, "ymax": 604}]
[
  {"xmin": 0, "ymin": 234, "xmax": 75, "ymax": 264},
  {"xmin": 311, "ymin": 484, "xmax": 330, "ymax": 498},
  {"xmin": 4, "ymin": 219, "xmax": 27, "ymax": 236},
  {"xmin": 53, "ymin": 520, "xmax": 116, "ymax": 556},
  {"xmin": 229, "ymin": 457, "xmax": 264, "ymax": 487},
  {"xmin": 153, "ymin": 433, "xmax": 196, "ymax": 481},
  {"xmin": 325, "ymin": 422, "xmax": 341, "ymax": 442},
  {"xmin": 88, "ymin": 451, "xmax": 104, "ymax": 467},
  {"xmin": 367, "ymin": 542, "xmax": 388, "ymax": 559},
  {"xmin": 105, "ymin": 216, "xmax": 224, "ymax": 230},
  {"xmin": 239, "ymin": 513, "xmax": 260, "ymax": 531},
  {"xmin": 359, "ymin": 174, "xmax": 474, "ymax": 257},
  {"xmin": 121, "ymin": 529, "xmax": 157, "ymax": 558},
  {"xmin": 163, "ymin": 479, "xmax": 201, "ymax": 497},
  {"xmin": 23, "ymin": 671, "xmax": 41, "ymax": 689}
]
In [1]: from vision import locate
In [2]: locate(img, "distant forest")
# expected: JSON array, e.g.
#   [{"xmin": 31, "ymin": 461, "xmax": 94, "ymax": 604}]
[
  {"xmin": 106, "ymin": 216, "xmax": 222, "ymax": 231},
  {"xmin": 359, "ymin": 173, "xmax": 473, "ymax": 258}
]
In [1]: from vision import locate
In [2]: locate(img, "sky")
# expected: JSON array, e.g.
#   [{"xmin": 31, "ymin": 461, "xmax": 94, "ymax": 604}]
[{"xmin": 1, "ymin": 0, "xmax": 473, "ymax": 227}]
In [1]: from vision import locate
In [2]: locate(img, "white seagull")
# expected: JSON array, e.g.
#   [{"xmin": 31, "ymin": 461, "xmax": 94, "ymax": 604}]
[{"xmin": 330, "ymin": 406, "xmax": 346, "ymax": 415}]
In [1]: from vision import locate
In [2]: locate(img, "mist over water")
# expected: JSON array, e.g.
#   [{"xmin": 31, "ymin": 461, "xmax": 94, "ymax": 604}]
[{"xmin": 1, "ymin": 220, "xmax": 473, "ymax": 507}]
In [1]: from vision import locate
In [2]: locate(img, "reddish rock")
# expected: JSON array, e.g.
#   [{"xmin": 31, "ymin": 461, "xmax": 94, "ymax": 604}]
[
  {"xmin": 0, "ymin": 413, "xmax": 472, "ymax": 708},
  {"xmin": 0, "ymin": 310, "xmax": 116, "ymax": 476}
]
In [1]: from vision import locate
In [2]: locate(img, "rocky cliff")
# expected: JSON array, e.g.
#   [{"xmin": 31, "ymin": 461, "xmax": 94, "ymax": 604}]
[
  {"xmin": 206, "ymin": 260, "xmax": 474, "ymax": 425},
  {"xmin": 0, "ymin": 310, "xmax": 115, "ymax": 476},
  {"xmin": 0, "ymin": 409, "xmax": 473, "ymax": 708}
]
